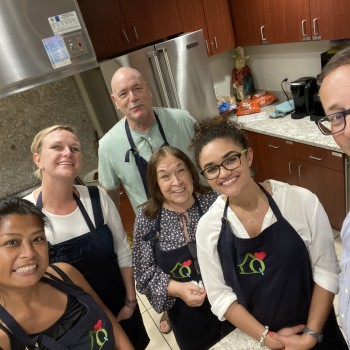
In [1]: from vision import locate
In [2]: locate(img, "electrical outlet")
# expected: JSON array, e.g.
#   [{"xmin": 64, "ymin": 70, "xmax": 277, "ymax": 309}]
[{"xmin": 63, "ymin": 32, "xmax": 88, "ymax": 58}]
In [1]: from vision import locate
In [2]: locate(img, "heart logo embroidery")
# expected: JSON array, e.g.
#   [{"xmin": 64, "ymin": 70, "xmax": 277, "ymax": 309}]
[
  {"xmin": 183, "ymin": 260, "xmax": 192, "ymax": 267},
  {"xmin": 254, "ymin": 252, "xmax": 266, "ymax": 260},
  {"xmin": 94, "ymin": 319, "xmax": 103, "ymax": 331}
]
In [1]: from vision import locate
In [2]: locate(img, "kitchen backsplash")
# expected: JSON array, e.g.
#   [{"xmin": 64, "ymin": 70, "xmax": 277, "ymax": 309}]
[
  {"xmin": 209, "ymin": 40, "xmax": 331, "ymax": 96},
  {"xmin": 0, "ymin": 76, "xmax": 98, "ymax": 199}
]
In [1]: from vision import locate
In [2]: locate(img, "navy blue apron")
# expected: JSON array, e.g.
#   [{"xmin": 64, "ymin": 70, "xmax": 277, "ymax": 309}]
[
  {"xmin": 217, "ymin": 184, "xmax": 347, "ymax": 348},
  {"xmin": 0, "ymin": 265, "xmax": 115, "ymax": 350},
  {"xmin": 125, "ymin": 112, "xmax": 169, "ymax": 197},
  {"xmin": 36, "ymin": 186, "xmax": 149, "ymax": 350},
  {"xmin": 145, "ymin": 194, "xmax": 224, "ymax": 350}
]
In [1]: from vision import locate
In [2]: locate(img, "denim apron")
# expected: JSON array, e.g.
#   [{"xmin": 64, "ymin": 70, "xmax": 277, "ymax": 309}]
[
  {"xmin": 217, "ymin": 184, "xmax": 347, "ymax": 348},
  {"xmin": 147, "ymin": 195, "xmax": 223, "ymax": 350},
  {"xmin": 36, "ymin": 186, "xmax": 149, "ymax": 350},
  {"xmin": 0, "ymin": 265, "xmax": 115, "ymax": 350}
]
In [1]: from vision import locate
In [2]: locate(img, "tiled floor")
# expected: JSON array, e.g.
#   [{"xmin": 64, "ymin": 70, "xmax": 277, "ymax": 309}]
[
  {"xmin": 138, "ymin": 229, "xmax": 344, "ymax": 349},
  {"xmin": 137, "ymin": 292, "xmax": 180, "ymax": 350}
]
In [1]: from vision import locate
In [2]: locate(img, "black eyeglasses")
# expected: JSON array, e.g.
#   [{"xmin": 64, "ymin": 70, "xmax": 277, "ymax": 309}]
[
  {"xmin": 316, "ymin": 108, "xmax": 350, "ymax": 135},
  {"xmin": 200, "ymin": 149, "xmax": 247, "ymax": 180}
]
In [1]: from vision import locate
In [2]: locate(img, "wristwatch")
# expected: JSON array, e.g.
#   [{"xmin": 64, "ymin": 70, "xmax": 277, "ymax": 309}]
[{"xmin": 303, "ymin": 326, "xmax": 323, "ymax": 343}]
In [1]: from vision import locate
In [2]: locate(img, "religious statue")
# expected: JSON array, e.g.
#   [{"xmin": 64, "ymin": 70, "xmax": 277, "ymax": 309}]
[{"xmin": 232, "ymin": 47, "xmax": 255, "ymax": 101}]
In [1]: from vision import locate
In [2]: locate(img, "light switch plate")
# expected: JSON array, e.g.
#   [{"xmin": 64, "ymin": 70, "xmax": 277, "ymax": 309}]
[{"xmin": 63, "ymin": 32, "xmax": 88, "ymax": 58}]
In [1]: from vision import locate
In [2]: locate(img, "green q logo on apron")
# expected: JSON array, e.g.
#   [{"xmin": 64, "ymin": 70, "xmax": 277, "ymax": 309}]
[
  {"xmin": 170, "ymin": 260, "xmax": 192, "ymax": 279},
  {"xmin": 89, "ymin": 319, "xmax": 109, "ymax": 349},
  {"xmin": 237, "ymin": 252, "xmax": 266, "ymax": 275}
]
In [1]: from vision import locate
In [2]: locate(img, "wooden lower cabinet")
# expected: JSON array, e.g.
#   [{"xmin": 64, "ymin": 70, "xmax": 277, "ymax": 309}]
[{"xmin": 244, "ymin": 130, "xmax": 346, "ymax": 230}]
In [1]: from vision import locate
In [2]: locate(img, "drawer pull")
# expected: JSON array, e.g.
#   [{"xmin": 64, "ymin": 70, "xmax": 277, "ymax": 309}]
[
  {"xmin": 122, "ymin": 29, "xmax": 130, "ymax": 43},
  {"xmin": 298, "ymin": 164, "xmax": 302, "ymax": 178},
  {"xmin": 268, "ymin": 144, "xmax": 280, "ymax": 149},
  {"xmin": 288, "ymin": 161, "xmax": 293, "ymax": 174},
  {"xmin": 301, "ymin": 19, "xmax": 307, "ymax": 37},
  {"xmin": 308, "ymin": 155, "xmax": 323, "ymax": 161},
  {"xmin": 260, "ymin": 25, "xmax": 267, "ymax": 41}
]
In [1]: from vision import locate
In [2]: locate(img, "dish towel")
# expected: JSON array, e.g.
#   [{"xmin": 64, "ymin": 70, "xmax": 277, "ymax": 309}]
[{"xmin": 270, "ymin": 99, "xmax": 294, "ymax": 118}]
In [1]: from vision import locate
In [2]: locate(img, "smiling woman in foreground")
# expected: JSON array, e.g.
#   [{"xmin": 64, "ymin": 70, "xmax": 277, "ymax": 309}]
[
  {"xmin": 0, "ymin": 197, "xmax": 132, "ymax": 350},
  {"xmin": 190, "ymin": 115, "xmax": 347, "ymax": 349}
]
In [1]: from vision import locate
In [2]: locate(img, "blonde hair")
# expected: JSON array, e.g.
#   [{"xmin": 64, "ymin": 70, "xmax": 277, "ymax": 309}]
[{"xmin": 31, "ymin": 125, "xmax": 76, "ymax": 180}]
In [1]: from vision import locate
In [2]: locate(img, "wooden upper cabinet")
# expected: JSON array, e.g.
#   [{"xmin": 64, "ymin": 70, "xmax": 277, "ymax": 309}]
[
  {"xmin": 177, "ymin": 0, "xmax": 235, "ymax": 56},
  {"xmin": 120, "ymin": 0, "xmax": 182, "ymax": 47},
  {"xmin": 230, "ymin": 0, "xmax": 268, "ymax": 46},
  {"xmin": 265, "ymin": 0, "xmax": 311, "ymax": 43},
  {"xmin": 310, "ymin": 0, "xmax": 350, "ymax": 40},
  {"xmin": 77, "ymin": 0, "xmax": 183, "ymax": 60},
  {"xmin": 119, "ymin": 0, "xmax": 155, "ymax": 46},
  {"xmin": 231, "ymin": 0, "xmax": 350, "ymax": 46},
  {"xmin": 177, "ymin": 0, "xmax": 210, "ymax": 52},
  {"xmin": 77, "ymin": 0, "xmax": 133, "ymax": 60},
  {"xmin": 148, "ymin": 0, "xmax": 183, "ymax": 40},
  {"xmin": 202, "ymin": 0, "xmax": 235, "ymax": 55}
]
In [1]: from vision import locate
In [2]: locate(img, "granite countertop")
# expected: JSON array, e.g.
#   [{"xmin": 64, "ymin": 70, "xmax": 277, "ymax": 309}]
[{"xmin": 231, "ymin": 105, "xmax": 342, "ymax": 153}]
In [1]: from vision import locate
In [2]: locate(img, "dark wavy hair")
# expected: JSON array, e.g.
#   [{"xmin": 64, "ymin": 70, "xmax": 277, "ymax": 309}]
[
  {"xmin": 141, "ymin": 146, "xmax": 209, "ymax": 219},
  {"xmin": 0, "ymin": 197, "xmax": 52, "ymax": 231},
  {"xmin": 189, "ymin": 115, "xmax": 249, "ymax": 168},
  {"xmin": 318, "ymin": 45, "xmax": 350, "ymax": 84}
]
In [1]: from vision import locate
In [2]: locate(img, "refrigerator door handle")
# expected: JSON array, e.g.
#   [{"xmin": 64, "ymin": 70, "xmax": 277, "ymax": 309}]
[
  {"xmin": 147, "ymin": 51, "xmax": 171, "ymax": 107},
  {"xmin": 157, "ymin": 47, "xmax": 181, "ymax": 109}
]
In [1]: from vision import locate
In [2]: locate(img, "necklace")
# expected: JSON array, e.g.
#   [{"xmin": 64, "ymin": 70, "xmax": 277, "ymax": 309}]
[
  {"xmin": 247, "ymin": 194, "xmax": 262, "ymax": 223},
  {"xmin": 230, "ymin": 191, "xmax": 264, "ymax": 224}
]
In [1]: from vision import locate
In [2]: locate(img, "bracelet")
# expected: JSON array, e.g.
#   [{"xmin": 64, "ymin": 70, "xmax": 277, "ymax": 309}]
[
  {"xmin": 257, "ymin": 326, "xmax": 269, "ymax": 348},
  {"xmin": 303, "ymin": 326, "xmax": 323, "ymax": 343},
  {"xmin": 125, "ymin": 298, "xmax": 138, "ymax": 309}
]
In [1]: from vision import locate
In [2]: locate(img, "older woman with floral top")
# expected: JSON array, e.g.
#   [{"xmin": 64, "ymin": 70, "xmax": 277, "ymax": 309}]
[{"xmin": 132, "ymin": 146, "xmax": 230, "ymax": 350}]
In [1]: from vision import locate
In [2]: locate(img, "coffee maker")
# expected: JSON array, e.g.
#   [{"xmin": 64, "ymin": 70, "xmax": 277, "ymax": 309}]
[{"xmin": 290, "ymin": 77, "xmax": 318, "ymax": 119}]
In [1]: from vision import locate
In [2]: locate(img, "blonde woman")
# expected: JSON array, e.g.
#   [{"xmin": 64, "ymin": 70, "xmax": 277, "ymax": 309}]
[{"xmin": 25, "ymin": 125, "xmax": 149, "ymax": 349}]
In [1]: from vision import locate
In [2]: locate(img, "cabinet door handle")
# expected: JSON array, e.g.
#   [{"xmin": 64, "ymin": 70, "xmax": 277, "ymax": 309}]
[
  {"xmin": 205, "ymin": 40, "xmax": 209, "ymax": 53},
  {"xmin": 297, "ymin": 164, "xmax": 302, "ymax": 178},
  {"xmin": 132, "ymin": 26, "xmax": 139, "ymax": 41},
  {"xmin": 260, "ymin": 26, "xmax": 267, "ymax": 41},
  {"xmin": 268, "ymin": 144, "xmax": 280, "ymax": 149},
  {"xmin": 288, "ymin": 161, "xmax": 293, "ymax": 174},
  {"xmin": 212, "ymin": 37, "xmax": 218, "ymax": 49},
  {"xmin": 309, "ymin": 155, "xmax": 323, "ymax": 161},
  {"xmin": 122, "ymin": 29, "xmax": 130, "ymax": 43},
  {"xmin": 312, "ymin": 18, "xmax": 319, "ymax": 36},
  {"xmin": 301, "ymin": 20, "xmax": 307, "ymax": 37}
]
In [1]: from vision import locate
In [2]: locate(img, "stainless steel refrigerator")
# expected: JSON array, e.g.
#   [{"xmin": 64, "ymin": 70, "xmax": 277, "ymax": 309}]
[{"xmin": 78, "ymin": 30, "xmax": 218, "ymax": 136}]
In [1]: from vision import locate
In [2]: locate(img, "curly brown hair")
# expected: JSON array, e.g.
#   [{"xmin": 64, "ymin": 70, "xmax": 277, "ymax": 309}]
[
  {"xmin": 141, "ymin": 146, "xmax": 210, "ymax": 219},
  {"xmin": 189, "ymin": 115, "xmax": 249, "ymax": 168}
]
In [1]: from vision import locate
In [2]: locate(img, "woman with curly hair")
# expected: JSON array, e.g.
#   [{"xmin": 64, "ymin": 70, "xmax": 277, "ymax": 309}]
[{"xmin": 190, "ymin": 115, "xmax": 347, "ymax": 349}]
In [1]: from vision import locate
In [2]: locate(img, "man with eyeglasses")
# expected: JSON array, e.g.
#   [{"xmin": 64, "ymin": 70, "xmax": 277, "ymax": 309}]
[
  {"xmin": 99, "ymin": 67, "xmax": 196, "ymax": 212},
  {"xmin": 318, "ymin": 45, "xmax": 350, "ymax": 346}
]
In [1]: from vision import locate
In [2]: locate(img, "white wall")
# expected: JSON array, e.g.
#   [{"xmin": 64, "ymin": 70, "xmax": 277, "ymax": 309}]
[{"xmin": 209, "ymin": 40, "xmax": 331, "ymax": 96}]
